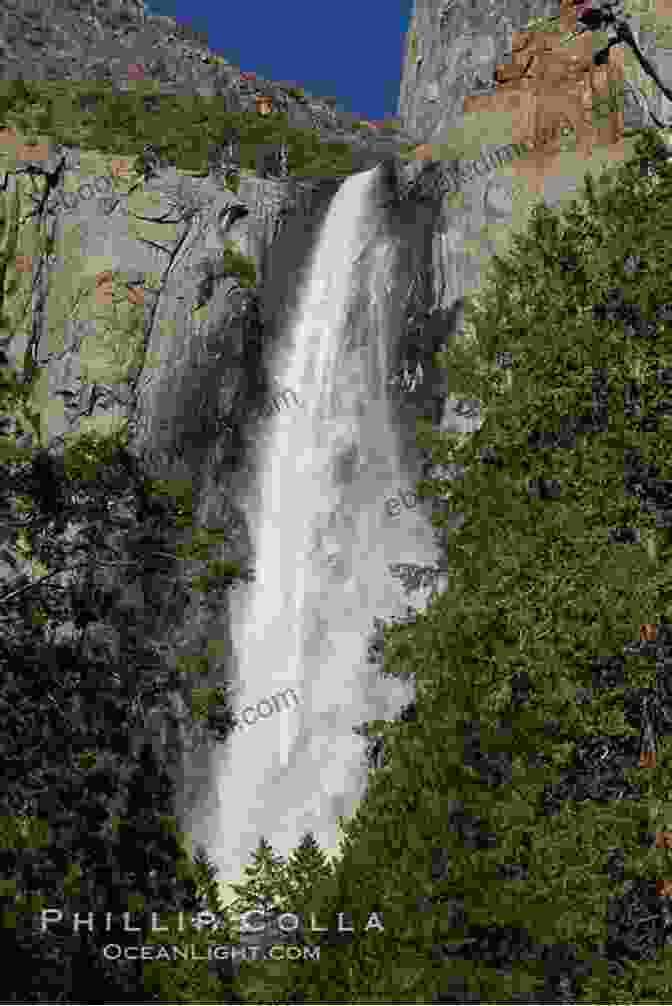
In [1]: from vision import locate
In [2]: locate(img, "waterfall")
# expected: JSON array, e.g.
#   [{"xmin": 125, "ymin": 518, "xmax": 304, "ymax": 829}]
[{"xmin": 195, "ymin": 166, "xmax": 443, "ymax": 902}]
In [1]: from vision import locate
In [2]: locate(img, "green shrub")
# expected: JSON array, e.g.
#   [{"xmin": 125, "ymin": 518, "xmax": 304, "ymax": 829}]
[
  {"xmin": 0, "ymin": 79, "xmax": 382, "ymax": 181},
  {"xmin": 191, "ymin": 685, "xmax": 229, "ymax": 721},
  {"xmin": 376, "ymin": 118, "xmax": 402, "ymax": 133},
  {"xmin": 220, "ymin": 241, "xmax": 256, "ymax": 288},
  {"xmin": 408, "ymin": 25, "xmax": 418, "ymax": 64},
  {"xmin": 224, "ymin": 169, "xmax": 240, "ymax": 193},
  {"xmin": 190, "ymin": 557, "xmax": 249, "ymax": 593}
]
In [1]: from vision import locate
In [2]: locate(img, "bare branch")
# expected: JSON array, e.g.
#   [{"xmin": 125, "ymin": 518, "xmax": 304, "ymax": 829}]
[
  {"xmin": 0, "ymin": 560, "xmax": 91, "ymax": 605},
  {"xmin": 573, "ymin": 2, "xmax": 672, "ymax": 130}
]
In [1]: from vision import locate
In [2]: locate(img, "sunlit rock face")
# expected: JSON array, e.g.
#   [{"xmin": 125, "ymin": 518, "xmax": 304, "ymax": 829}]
[
  {"xmin": 463, "ymin": 0, "xmax": 627, "ymax": 194},
  {"xmin": 398, "ymin": 0, "xmax": 559, "ymax": 145},
  {"xmin": 398, "ymin": 0, "xmax": 672, "ymax": 190}
]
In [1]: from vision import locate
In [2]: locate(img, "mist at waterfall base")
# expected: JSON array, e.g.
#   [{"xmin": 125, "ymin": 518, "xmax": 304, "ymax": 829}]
[{"xmin": 191, "ymin": 165, "xmax": 444, "ymax": 905}]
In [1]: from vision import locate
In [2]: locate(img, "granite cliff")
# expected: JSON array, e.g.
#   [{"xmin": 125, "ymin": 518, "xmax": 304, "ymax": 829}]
[{"xmin": 398, "ymin": 0, "xmax": 672, "ymax": 146}]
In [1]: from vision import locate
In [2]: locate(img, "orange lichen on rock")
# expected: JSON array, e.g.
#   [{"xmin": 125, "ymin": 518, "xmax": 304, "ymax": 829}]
[
  {"xmin": 463, "ymin": 0, "xmax": 626, "ymax": 193},
  {"xmin": 409, "ymin": 143, "xmax": 437, "ymax": 161},
  {"xmin": 126, "ymin": 284, "xmax": 145, "ymax": 306},
  {"xmin": 0, "ymin": 127, "xmax": 51, "ymax": 164},
  {"xmin": 640, "ymin": 623, "xmax": 659, "ymax": 642},
  {"xmin": 654, "ymin": 0, "xmax": 672, "ymax": 17},
  {"xmin": 94, "ymin": 270, "xmax": 115, "ymax": 306},
  {"xmin": 109, "ymin": 157, "xmax": 135, "ymax": 181},
  {"xmin": 14, "ymin": 255, "xmax": 33, "ymax": 273},
  {"xmin": 95, "ymin": 271, "xmax": 145, "ymax": 307}
]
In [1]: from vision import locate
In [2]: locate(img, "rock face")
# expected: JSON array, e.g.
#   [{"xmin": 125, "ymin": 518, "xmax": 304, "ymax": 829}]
[
  {"xmin": 398, "ymin": 0, "xmax": 557, "ymax": 145},
  {"xmin": 462, "ymin": 0, "xmax": 628, "ymax": 194},
  {"xmin": 392, "ymin": 0, "xmax": 672, "ymax": 286},
  {"xmin": 398, "ymin": 0, "xmax": 672, "ymax": 170}
]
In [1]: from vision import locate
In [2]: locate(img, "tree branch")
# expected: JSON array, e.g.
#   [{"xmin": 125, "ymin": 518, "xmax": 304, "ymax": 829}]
[
  {"xmin": 616, "ymin": 19, "xmax": 672, "ymax": 107},
  {"xmin": 0, "ymin": 544, "xmax": 193, "ymax": 606},
  {"xmin": 575, "ymin": 4, "xmax": 672, "ymax": 130},
  {"xmin": 0, "ymin": 561, "xmax": 90, "ymax": 605}
]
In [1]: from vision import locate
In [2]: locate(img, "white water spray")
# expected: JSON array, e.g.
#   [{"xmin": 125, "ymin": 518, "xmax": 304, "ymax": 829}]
[{"xmin": 196, "ymin": 166, "xmax": 443, "ymax": 899}]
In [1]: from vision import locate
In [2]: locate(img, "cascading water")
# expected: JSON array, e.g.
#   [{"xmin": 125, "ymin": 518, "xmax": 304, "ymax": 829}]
[{"xmin": 197, "ymin": 165, "xmax": 444, "ymax": 899}]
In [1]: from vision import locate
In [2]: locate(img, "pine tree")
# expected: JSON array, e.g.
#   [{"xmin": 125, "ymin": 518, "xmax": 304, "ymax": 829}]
[
  {"xmin": 226, "ymin": 834, "xmax": 334, "ymax": 1005},
  {"xmin": 283, "ymin": 830, "xmax": 334, "ymax": 917},
  {"xmin": 228, "ymin": 836, "xmax": 290, "ymax": 918},
  {"xmin": 191, "ymin": 841, "xmax": 225, "ymax": 914}
]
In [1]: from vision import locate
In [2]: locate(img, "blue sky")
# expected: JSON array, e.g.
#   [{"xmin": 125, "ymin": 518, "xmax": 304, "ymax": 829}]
[{"xmin": 143, "ymin": 0, "xmax": 415, "ymax": 121}]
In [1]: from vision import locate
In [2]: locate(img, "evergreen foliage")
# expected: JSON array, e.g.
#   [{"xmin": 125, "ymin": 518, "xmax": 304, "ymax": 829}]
[
  {"xmin": 223, "ymin": 833, "xmax": 335, "ymax": 1005},
  {"xmin": 0, "ymin": 414, "xmax": 246, "ymax": 1000},
  {"xmin": 218, "ymin": 241, "xmax": 257, "ymax": 290},
  {"xmin": 0, "ymin": 79, "xmax": 395, "ymax": 181},
  {"xmin": 283, "ymin": 830, "xmax": 334, "ymax": 916},
  {"xmin": 228, "ymin": 837, "xmax": 292, "ymax": 918}
]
